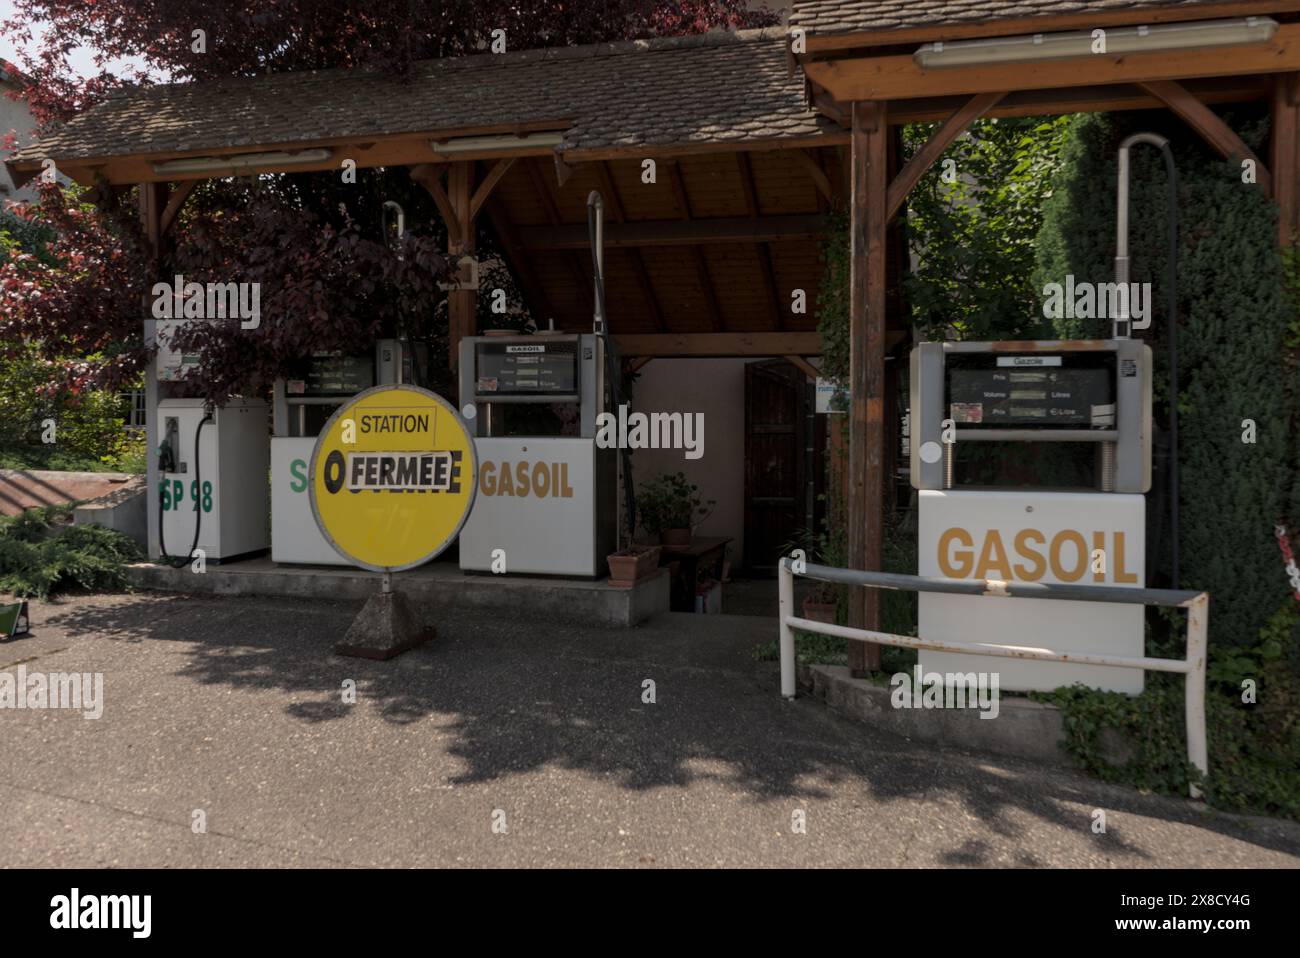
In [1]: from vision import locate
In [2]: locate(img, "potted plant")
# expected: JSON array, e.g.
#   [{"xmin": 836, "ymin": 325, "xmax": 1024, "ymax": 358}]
[
  {"xmin": 606, "ymin": 544, "xmax": 662, "ymax": 587},
  {"xmin": 781, "ymin": 527, "xmax": 845, "ymax": 624},
  {"xmin": 800, "ymin": 581, "xmax": 839, "ymax": 624},
  {"xmin": 637, "ymin": 472, "xmax": 715, "ymax": 548}
]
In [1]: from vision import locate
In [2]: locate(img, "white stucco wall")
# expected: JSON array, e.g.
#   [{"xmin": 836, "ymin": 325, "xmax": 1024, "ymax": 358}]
[
  {"xmin": 1, "ymin": 76, "xmax": 39, "ymax": 205},
  {"xmin": 630, "ymin": 358, "xmax": 748, "ymax": 561}
]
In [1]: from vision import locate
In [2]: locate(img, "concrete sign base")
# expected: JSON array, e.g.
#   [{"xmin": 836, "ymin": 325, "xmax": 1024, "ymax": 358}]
[{"xmin": 335, "ymin": 591, "xmax": 432, "ymax": 660}]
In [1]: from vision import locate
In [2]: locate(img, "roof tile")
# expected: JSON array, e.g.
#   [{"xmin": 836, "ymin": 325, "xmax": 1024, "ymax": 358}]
[{"xmin": 15, "ymin": 28, "xmax": 837, "ymax": 164}]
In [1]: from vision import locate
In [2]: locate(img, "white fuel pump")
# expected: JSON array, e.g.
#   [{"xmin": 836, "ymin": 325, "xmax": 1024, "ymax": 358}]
[
  {"xmin": 270, "ymin": 340, "xmax": 420, "ymax": 564},
  {"xmin": 156, "ymin": 397, "xmax": 269, "ymax": 563},
  {"xmin": 909, "ymin": 339, "xmax": 1153, "ymax": 693}
]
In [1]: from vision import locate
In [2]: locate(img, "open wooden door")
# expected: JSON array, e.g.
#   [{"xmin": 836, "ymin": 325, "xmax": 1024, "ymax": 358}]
[{"xmin": 744, "ymin": 359, "xmax": 816, "ymax": 575}]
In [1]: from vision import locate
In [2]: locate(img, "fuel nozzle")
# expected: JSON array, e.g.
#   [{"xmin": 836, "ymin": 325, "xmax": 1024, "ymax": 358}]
[{"xmin": 157, "ymin": 437, "xmax": 176, "ymax": 473}]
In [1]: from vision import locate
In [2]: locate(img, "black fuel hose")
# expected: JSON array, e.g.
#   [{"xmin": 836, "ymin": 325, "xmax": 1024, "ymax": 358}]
[{"xmin": 588, "ymin": 194, "xmax": 637, "ymax": 542}]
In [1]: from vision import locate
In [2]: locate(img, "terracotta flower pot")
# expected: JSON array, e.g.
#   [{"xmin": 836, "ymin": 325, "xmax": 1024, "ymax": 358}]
[
  {"xmin": 607, "ymin": 546, "xmax": 662, "ymax": 587},
  {"xmin": 801, "ymin": 597, "xmax": 837, "ymax": 624}
]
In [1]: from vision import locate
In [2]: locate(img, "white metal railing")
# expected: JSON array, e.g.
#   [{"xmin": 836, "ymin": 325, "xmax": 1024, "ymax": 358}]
[{"xmin": 778, "ymin": 559, "xmax": 1210, "ymax": 798}]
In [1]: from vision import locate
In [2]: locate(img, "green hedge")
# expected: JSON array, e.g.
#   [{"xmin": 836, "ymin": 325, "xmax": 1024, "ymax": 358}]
[
  {"xmin": 1034, "ymin": 108, "xmax": 1296, "ymax": 648},
  {"xmin": 0, "ymin": 505, "xmax": 142, "ymax": 599}
]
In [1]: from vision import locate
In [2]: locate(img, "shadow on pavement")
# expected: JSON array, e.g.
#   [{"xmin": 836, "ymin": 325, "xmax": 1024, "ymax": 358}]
[{"xmin": 38, "ymin": 589, "xmax": 1300, "ymax": 866}]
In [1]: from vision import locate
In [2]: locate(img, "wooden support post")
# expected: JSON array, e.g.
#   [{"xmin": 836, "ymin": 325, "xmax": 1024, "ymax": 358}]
[
  {"xmin": 848, "ymin": 101, "xmax": 887, "ymax": 675},
  {"xmin": 1272, "ymin": 73, "xmax": 1300, "ymax": 246},
  {"xmin": 140, "ymin": 182, "xmax": 167, "ymax": 560},
  {"xmin": 447, "ymin": 162, "xmax": 477, "ymax": 374}
]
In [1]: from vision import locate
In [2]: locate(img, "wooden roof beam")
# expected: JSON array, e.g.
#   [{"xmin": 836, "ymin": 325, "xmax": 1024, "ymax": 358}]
[
  {"xmin": 803, "ymin": 23, "xmax": 1300, "ymax": 101},
  {"xmin": 799, "ymin": 1, "xmax": 1300, "ymax": 53},
  {"xmin": 615, "ymin": 332, "xmax": 822, "ymax": 358},
  {"xmin": 515, "ymin": 214, "xmax": 828, "ymax": 249},
  {"xmin": 885, "ymin": 75, "xmax": 1269, "ymax": 124},
  {"xmin": 1140, "ymin": 79, "xmax": 1273, "ymax": 196}
]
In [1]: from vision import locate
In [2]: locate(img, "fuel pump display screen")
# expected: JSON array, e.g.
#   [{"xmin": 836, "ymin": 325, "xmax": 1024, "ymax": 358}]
[
  {"xmin": 288, "ymin": 354, "xmax": 375, "ymax": 398},
  {"xmin": 475, "ymin": 341, "xmax": 577, "ymax": 396},
  {"xmin": 946, "ymin": 354, "xmax": 1115, "ymax": 428}
]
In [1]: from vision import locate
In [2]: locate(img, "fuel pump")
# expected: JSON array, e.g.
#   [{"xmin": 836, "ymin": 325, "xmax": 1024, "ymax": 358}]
[
  {"xmin": 456, "ymin": 332, "xmax": 618, "ymax": 577},
  {"xmin": 909, "ymin": 339, "xmax": 1153, "ymax": 693},
  {"xmin": 155, "ymin": 396, "xmax": 269, "ymax": 563},
  {"xmin": 271, "ymin": 340, "xmax": 427, "ymax": 564}
]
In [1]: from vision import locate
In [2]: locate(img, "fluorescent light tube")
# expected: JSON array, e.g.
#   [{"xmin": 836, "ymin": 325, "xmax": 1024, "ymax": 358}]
[
  {"xmin": 151, "ymin": 148, "xmax": 333, "ymax": 175},
  {"xmin": 914, "ymin": 16, "xmax": 1278, "ymax": 69},
  {"xmin": 429, "ymin": 132, "xmax": 565, "ymax": 154}
]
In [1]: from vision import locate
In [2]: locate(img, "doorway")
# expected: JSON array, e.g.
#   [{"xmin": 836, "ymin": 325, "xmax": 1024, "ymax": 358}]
[{"xmin": 743, "ymin": 359, "xmax": 821, "ymax": 575}]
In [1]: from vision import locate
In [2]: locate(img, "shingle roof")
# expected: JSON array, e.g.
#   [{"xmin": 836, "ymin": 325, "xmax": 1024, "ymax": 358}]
[
  {"xmin": 790, "ymin": 0, "xmax": 1272, "ymax": 36},
  {"xmin": 12, "ymin": 28, "xmax": 836, "ymax": 165}
]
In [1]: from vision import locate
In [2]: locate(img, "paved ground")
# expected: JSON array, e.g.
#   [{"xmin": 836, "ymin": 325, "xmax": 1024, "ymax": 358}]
[{"xmin": 2, "ymin": 590, "xmax": 1298, "ymax": 868}]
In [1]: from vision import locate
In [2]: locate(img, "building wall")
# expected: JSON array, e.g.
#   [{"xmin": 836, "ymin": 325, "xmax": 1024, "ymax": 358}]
[
  {"xmin": 630, "ymin": 358, "xmax": 747, "ymax": 561},
  {"xmin": 0, "ymin": 77, "xmax": 40, "ymax": 204}
]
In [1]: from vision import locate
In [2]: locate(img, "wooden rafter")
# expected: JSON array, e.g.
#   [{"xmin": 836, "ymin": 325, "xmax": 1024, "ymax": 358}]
[
  {"xmin": 484, "ymin": 194, "xmax": 558, "ymax": 327},
  {"xmin": 666, "ymin": 160, "xmax": 723, "ymax": 331},
  {"xmin": 735, "ymin": 152, "xmax": 783, "ymax": 329},
  {"xmin": 886, "ymin": 92, "xmax": 1004, "ymax": 222},
  {"xmin": 785, "ymin": 355, "xmax": 820, "ymax": 380},
  {"xmin": 595, "ymin": 161, "xmax": 665, "ymax": 332},
  {"xmin": 528, "ymin": 157, "xmax": 593, "ymax": 314},
  {"xmin": 1140, "ymin": 80, "xmax": 1273, "ymax": 196},
  {"xmin": 553, "ymin": 152, "xmax": 576, "ymax": 188},
  {"xmin": 792, "ymin": 148, "xmax": 834, "ymax": 203}
]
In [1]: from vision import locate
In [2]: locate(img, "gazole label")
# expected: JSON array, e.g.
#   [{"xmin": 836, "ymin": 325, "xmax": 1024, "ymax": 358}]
[{"xmin": 309, "ymin": 385, "xmax": 476, "ymax": 572}]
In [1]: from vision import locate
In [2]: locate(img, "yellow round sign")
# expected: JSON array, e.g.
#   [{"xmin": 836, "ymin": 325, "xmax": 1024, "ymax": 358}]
[{"xmin": 309, "ymin": 385, "xmax": 477, "ymax": 572}]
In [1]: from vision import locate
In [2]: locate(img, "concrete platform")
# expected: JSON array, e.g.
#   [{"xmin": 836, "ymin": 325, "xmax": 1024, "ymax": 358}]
[{"xmin": 126, "ymin": 558, "xmax": 669, "ymax": 627}]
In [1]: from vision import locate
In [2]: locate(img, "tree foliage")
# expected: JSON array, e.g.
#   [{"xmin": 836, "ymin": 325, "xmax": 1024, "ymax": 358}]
[
  {"xmin": 903, "ymin": 115, "xmax": 1072, "ymax": 341},
  {"xmin": 1, "ymin": 1, "xmax": 778, "ymax": 402},
  {"xmin": 1035, "ymin": 108, "xmax": 1296, "ymax": 647},
  {"xmin": 3, "ymin": 1, "xmax": 776, "ymax": 123}
]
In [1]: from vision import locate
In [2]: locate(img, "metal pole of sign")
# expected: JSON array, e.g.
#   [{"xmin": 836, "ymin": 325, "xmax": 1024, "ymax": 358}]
[{"xmin": 382, "ymin": 572, "xmax": 392, "ymax": 595}]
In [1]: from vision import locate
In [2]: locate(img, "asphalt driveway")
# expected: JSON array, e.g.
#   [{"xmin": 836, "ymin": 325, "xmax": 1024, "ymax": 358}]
[{"xmin": 2, "ymin": 591, "xmax": 1297, "ymax": 868}]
